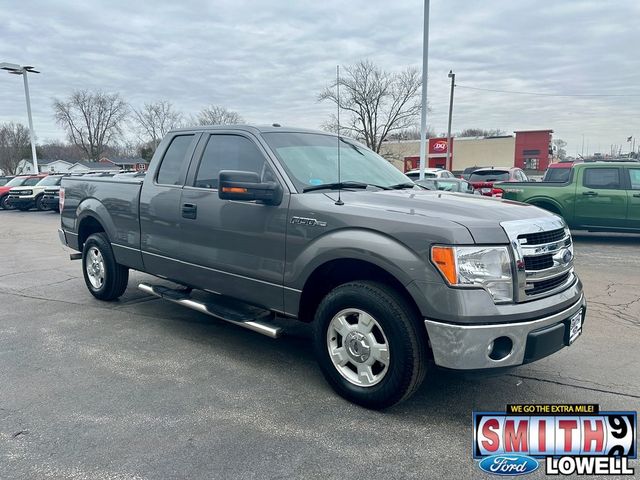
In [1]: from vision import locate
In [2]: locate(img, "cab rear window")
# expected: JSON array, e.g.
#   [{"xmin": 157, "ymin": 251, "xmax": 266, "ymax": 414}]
[{"xmin": 543, "ymin": 168, "xmax": 570, "ymax": 182}]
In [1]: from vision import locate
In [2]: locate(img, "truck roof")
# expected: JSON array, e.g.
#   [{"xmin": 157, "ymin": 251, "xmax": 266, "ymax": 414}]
[{"xmin": 169, "ymin": 124, "xmax": 330, "ymax": 135}]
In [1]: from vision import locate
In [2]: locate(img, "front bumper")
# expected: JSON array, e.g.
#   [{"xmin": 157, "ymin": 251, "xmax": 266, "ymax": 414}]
[
  {"xmin": 7, "ymin": 197, "xmax": 34, "ymax": 208},
  {"xmin": 42, "ymin": 196, "xmax": 59, "ymax": 209},
  {"xmin": 424, "ymin": 293, "xmax": 586, "ymax": 369}
]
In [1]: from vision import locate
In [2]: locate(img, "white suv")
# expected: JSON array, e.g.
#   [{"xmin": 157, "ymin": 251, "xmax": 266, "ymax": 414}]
[{"xmin": 405, "ymin": 168, "xmax": 455, "ymax": 180}]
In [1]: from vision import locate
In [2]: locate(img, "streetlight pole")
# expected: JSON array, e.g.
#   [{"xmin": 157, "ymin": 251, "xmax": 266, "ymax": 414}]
[
  {"xmin": 1, "ymin": 62, "xmax": 40, "ymax": 173},
  {"xmin": 446, "ymin": 70, "xmax": 455, "ymax": 172},
  {"xmin": 418, "ymin": 0, "xmax": 430, "ymax": 181}
]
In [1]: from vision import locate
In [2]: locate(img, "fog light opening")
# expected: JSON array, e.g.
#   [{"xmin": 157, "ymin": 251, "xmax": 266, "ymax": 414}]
[{"xmin": 488, "ymin": 336, "xmax": 513, "ymax": 361}]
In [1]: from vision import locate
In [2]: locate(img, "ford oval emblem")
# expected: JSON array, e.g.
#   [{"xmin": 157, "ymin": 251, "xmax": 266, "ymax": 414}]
[{"xmin": 478, "ymin": 454, "xmax": 539, "ymax": 476}]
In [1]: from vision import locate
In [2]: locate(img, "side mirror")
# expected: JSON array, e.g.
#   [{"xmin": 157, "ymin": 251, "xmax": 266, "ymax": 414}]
[{"xmin": 218, "ymin": 170, "xmax": 283, "ymax": 205}]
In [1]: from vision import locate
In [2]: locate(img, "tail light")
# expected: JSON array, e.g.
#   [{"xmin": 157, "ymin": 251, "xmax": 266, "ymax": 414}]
[
  {"xmin": 59, "ymin": 187, "xmax": 65, "ymax": 212},
  {"xmin": 492, "ymin": 188, "xmax": 504, "ymax": 198}
]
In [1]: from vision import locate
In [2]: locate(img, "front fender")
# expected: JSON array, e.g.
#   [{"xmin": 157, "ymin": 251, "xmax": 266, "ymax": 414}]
[{"xmin": 286, "ymin": 227, "xmax": 439, "ymax": 290}]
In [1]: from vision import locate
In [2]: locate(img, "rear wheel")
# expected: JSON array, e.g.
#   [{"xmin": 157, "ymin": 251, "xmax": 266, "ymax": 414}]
[
  {"xmin": 82, "ymin": 232, "xmax": 129, "ymax": 300},
  {"xmin": 313, "ymin": 281, "xmax": 428, "ymax": 409}
]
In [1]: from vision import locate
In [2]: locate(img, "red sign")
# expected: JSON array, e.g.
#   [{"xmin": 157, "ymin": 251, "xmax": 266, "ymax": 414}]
[{"xmin": 429, "ymin": 138, "xmax": 452, "ymax": 155}]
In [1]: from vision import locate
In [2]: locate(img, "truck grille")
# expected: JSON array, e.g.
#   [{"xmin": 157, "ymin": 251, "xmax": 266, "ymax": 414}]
[
  {"xmin": 519, "ymin": 228, "xmax": 565, "ymax": 246},
  {"xmin": 501, "ymin": 218, "xmax": 575, "ymax": 302},
  {"xmin": 526, "ymin": 272, "xmax": 571, "ymax": 296},
  {"xmin": 524, "ymin": 254, "xmax": 554, "ymax": 271}
]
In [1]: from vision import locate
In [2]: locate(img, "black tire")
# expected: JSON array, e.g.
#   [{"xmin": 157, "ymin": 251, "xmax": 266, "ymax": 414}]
[
  {"xmin": 0, "ymin": 195, "xmax": 11, "ymax": 210},
  {"xmin": 35, "ymin": 195, "xmax": 46, "ymax": 211},
  {"xmin": 82, "ymin": 232, "xmax": 129, "ymax": 301},
  {"xmin": 313, "ymin": 281, "xmax": 428, "ymax": 409}
]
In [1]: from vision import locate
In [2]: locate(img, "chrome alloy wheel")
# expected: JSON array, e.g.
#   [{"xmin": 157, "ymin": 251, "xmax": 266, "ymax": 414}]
[
  {"xmin": 86, "ymin": 247, "xmax": 105, "ymax": 289},
  {"xmin": 326, "ymin": 308, "xmax": 390, "ymax": 387}
]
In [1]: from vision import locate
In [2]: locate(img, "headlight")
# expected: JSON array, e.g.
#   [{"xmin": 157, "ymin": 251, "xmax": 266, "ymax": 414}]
[{"xmin": 431, "ymin": 245, "xmax": 513, "ymax": 303}]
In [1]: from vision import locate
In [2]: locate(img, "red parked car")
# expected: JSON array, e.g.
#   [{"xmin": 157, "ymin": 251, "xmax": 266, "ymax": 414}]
[
  {"xmin": 0, "ymin": 175, "xmax": 47, "ymax": 210},
  {"xmin": 468, "ymin": 167, "xmax": 529, "ymax": 197}
]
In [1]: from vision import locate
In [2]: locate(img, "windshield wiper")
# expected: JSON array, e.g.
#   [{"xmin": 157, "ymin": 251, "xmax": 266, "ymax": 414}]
[
  {"xmin": 303, "ymin": 181, "xmax": 390, "ymax": 192},
  {"xmin": 388, "ymin": 182, "xmax": 417, "ymax": 190}
]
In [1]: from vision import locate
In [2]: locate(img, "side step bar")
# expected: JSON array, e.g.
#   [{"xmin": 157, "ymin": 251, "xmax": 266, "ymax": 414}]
[{"xmin": 138, "ymin": 283, "xmax": 282, "ymax": 338}]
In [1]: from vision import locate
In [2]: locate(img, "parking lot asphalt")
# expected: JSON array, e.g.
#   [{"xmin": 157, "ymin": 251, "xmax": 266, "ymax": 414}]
[{"xmin": 0, "ymin": 210, "xmax": 638, "ymax": 479}]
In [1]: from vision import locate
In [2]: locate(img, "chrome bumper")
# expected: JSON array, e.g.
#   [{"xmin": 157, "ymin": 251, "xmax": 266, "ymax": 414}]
[{"xmin": 424, "ymin": 293, "xmax": 586, "ymax": 370}]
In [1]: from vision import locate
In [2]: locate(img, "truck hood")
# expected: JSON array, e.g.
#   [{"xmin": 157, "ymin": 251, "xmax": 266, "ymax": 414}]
[{"xmin": 326, "ymin": 189, "xmax": 558, "ymax": 244}]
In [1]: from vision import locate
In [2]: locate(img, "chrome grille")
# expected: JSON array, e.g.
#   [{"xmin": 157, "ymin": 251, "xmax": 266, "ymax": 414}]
[
  {"xmin": 501, "ymin": 217, "xmax": 575, "ymax": 302},
  {"xmin": 519, "ymin": 228, "xmax": 565, "ymax": 246}
]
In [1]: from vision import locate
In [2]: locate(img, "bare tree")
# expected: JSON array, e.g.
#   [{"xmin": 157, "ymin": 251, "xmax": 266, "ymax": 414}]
[
  {"xmin": 131, "ymin": 100, "xmax": 182, "ymax": 148},
  {"xmin": 553, "ymin": 138, "xmax": 567, "ymax": 160},
  {"xmin": 38, "ymin": 139, "xmax": 85, "ymax": 162},
  {"xmin": 457, "ymin": 128, "xmax": 506, "ymax": 138},
  {"xmin": 385, "ymin": 125, "xmax": 435, "ymax": 141},
  {"xmin": 0, "ymin": 122, "xmax": 31, "ymax": 174},
  {"xmin": 318, "ymin": 60, "xmax": 422, "ymax": 153},
  {"xmin": 193, "ymin": 105, "xmax": 244, "ymax": 126},
  {"xmin": 53, "ymin": 90, "xmax": 129, "ymax": 160}
]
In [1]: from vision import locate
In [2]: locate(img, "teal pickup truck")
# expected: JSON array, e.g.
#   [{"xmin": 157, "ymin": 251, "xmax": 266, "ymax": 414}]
[{"xmin": 500, "ymin": 162, "xmax": 640, "ymax": 232}]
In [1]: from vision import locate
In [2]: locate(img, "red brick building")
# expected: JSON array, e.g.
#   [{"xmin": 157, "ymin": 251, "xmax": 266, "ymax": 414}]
[{"xmin": 514, "ymin": 130, "xmax": 553, "ymax": 171}]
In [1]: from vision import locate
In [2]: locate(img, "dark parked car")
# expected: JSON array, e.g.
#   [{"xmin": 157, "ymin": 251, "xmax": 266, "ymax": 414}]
[
  {"xmin": 460, "ymin": 166, "xmax": 482, "ymax": 180},
  {"xmin": 415, "ymin": 178, "xmax": 477, "ymax": 194},
  {"xmin": 469, "ymin": 167, "xmax": 529, "ymax": 197}
]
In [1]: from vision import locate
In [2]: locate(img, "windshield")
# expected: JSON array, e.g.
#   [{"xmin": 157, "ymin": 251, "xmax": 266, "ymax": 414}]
[
  {"xmin": 469, "ymin": 170, "xmax": 510, "ymax": 182},
  {"xmin": 5, "ymin": 177, "xmax": 27, "ymax": 187},
  {"xmin": 36, "ymin": 176, "xmax": 62, "ymax": 186},
  {"xmin": 262, "ymin": 132, "xmax": 411, "ymax": 191},
  {"xmin": 543, "ymin": 167, "xmax": 570, "ymax": 182},
  {"xmin": 22, "ymin": 177, "xmax": 43, "ymax": 186}
]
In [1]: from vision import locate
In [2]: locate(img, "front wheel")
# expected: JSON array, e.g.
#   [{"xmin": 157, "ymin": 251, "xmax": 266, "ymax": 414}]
[
  {"xmin": 313, "ymin": 281, "xmax": 428, "ymax": 409},
  {"xmin": 82, "ymin": 232, "xmax": 129, "ymax": 301},
  {"xmin": 35, "ymin": 195, "xmax": 47, "ymax": 211}
]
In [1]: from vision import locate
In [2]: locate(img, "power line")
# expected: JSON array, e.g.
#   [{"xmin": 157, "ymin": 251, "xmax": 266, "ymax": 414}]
[{"xmin": 455, "ymin": 84, "xmax": 640, "ymax": 97}]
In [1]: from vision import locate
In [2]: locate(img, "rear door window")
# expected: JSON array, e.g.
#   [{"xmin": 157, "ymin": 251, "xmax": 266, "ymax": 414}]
[
  {"xmin": 583, "ymin": 168, "xmax": 621, "ymax": 189},
  {"xmin": 156, "ymin": 135, "xmax": 195, "ymax": 185}
]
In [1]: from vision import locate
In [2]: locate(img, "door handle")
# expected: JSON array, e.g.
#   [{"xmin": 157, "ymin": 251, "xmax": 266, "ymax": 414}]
[
  {"xmin": 633, "ymin": 193, "xmax": 640, "ymax": 198},
  {"xmin": 182, "ymin": 203, "xmax": 197, "ymax": 219},
  {"xmin": 582, "ymin": 191, "xmax": 598, "ymax": 196}
]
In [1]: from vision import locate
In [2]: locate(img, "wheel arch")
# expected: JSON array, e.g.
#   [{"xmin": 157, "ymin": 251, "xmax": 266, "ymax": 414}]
[{"xmin": 297, "ymin": 258, "xmax": 423, "ymax": 326}]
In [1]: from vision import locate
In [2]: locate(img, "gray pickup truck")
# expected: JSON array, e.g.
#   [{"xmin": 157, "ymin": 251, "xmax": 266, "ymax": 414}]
[{"xmin": 59, "ymin": 125, "xmax": 586, "ymax": 408}]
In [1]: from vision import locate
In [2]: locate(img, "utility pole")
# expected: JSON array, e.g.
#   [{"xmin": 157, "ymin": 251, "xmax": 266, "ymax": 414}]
[
  {"xmin": 418, "ymin": 0, "xmax": 430, "ymax": 180},
  {"xmin": 446, "ymin": 70, "xmax": 455, "ymax": 172}
]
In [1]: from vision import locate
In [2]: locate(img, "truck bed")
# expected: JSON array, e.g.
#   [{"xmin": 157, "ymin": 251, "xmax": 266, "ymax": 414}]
[{"xmin": 61, "ymin": 174, "xmax": 144, "ymax": 268}]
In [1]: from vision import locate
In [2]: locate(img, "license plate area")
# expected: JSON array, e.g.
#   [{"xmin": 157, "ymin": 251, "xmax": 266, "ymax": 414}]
[{"xmin": 564, "ymin": 309, "xmax": 583, "ymax": 345}]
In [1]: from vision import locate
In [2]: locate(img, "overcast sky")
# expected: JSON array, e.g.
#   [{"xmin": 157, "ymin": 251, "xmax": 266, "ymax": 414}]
[{"xmin": 1, "ymin": 0, "xmax": 639, "ymax": 156}]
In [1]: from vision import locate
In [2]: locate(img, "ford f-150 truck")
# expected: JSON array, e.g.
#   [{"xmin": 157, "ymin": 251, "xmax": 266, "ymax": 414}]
[
  {"xmin": 500, "ymin": 162, "xmax": 640, "ymax": 232},
  {"xmin": 59, "ymin": 125, "xmax": 586, "ymax": 408}
]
